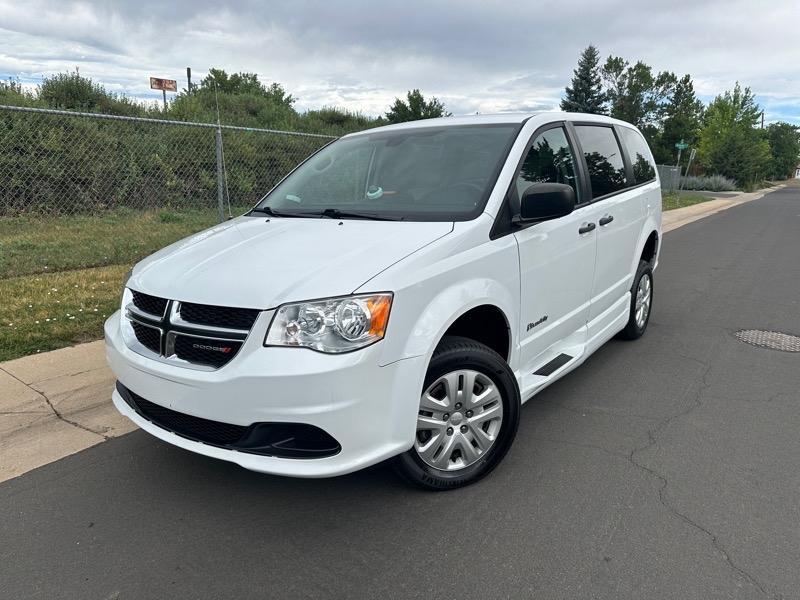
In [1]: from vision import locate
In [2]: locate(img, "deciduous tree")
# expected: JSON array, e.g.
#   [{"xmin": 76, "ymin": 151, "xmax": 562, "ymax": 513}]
[
  {"xmin": 698, "ymin": 83, "xmax": 771, "ymax": 188},
  {"xmin": 601, "ymin": 57, "xmax": 676, "ymax": 139},
  {"xmin": 765, "ymin": 122, "xmax": 800, "ymax": 179},
  {"xmin": 653, "ymin": 74, "xmax": 704, "ymax": 164},
  {"xmin": 385, "ymin": 89, "xmax": 451, "ymax": 123}
]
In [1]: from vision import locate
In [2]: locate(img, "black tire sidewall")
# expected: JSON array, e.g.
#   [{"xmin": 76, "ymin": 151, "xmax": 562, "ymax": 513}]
[
  {"xmin": 623, "ymin": 261, "xmax": 654, "ymax": 339},
  {"xmin": 395, "ymin": 337, "xmax": 520, "ymax": 490}
]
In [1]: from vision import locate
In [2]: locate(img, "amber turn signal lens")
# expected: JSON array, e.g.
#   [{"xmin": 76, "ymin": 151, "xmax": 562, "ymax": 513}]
[{"xmin": 367, "ymin": 295, "xmax": 392, "ymax": 337}]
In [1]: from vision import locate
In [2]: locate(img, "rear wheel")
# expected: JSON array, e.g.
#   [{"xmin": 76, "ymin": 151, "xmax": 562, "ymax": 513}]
[
  {"xmin": 618, "ymin": 260, "xmax": 653, "ymax": 340},
  {"xmin": 393, "ymin": 336, "xmax": 520, "ymax": 490}
]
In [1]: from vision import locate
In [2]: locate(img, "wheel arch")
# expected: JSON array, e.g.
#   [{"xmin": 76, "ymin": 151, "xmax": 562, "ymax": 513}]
[{"xmin": 629, "ymin": 221, "xmax": 660, "ymax": 285}]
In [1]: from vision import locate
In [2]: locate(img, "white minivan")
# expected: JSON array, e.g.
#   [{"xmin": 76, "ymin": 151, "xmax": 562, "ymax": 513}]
[{"xmin": 106, "ymin": 112, "xmax": 661, "ymax": 489}]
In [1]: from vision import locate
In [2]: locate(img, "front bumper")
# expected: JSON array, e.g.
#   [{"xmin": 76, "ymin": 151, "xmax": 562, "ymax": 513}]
[{"xmin": 105, "ymin": 311, "xmax": 426, "ymax": 477}]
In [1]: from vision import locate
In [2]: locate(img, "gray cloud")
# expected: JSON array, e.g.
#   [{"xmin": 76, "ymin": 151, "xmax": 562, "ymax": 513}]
[{"xmin": 1, "ymin": 0, "xmax": 798, "ymax": 122}]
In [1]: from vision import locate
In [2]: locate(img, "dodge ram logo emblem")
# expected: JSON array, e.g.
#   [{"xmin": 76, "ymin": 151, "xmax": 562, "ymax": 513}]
[{"xmin": 192, "ymin": 343, "xmax": 232, "ymax": 354}]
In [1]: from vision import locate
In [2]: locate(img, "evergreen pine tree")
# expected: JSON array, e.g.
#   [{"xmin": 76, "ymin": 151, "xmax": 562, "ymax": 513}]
[{"xmin": 561, "ymin": 45, "xmax": 606, "ymax": 114}]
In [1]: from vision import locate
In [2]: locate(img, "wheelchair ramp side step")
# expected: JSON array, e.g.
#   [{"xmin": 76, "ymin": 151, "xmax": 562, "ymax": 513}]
[{"xmin": 533, "ymin": 353, "xmax": 573, "ymax": 377}]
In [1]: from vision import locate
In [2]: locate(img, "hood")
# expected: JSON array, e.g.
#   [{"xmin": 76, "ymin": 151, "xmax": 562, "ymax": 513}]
[{"xmin": 128, "ymin": 215, "xmax": 453, "ymax": 308}]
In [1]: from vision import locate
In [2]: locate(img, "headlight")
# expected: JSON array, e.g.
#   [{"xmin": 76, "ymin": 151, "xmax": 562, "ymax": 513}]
[{"xmin": 265, "ymin": 293, "xmax": 393, "ymax": 353}]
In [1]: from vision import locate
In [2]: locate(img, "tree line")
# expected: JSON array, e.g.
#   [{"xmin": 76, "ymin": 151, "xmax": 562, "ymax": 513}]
[
  {"xmin": 1, "ymin": 57, "xmax": 796, "ymax": 215},
  {"xmin": 561, "ymin": 45, "xmax": 799, "ymax": 188},
  {"xmin": 0, "ymin": 69, "xmax": 448, "ymax": 137}
]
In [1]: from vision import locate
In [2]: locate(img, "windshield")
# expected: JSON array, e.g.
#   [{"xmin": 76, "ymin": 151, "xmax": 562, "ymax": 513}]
[{"xmin": 253, "ymin": 123, "xmax": 520, "ymax": 221}]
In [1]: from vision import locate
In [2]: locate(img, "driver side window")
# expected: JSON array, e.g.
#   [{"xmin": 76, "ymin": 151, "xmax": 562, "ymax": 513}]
[{"xmin": 515, "ymin": 127, "xmax": 581, "ymax": 201}]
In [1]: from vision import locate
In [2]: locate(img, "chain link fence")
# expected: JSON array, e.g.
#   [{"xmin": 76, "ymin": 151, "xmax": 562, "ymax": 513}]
[
  {"xmin": 0, "ymin": 104, "xmax": 335, "ymax": 218},
  {"xmin": 657, "ymin": 164, "xmax": 681, "ymax": 194},
  {"xmin": 657, "ymin": 164, "xmax": 686, "ymax": 212},
  {"xmin": 0, "ymin": 104, "xmax": 336, "ymax": 360}
]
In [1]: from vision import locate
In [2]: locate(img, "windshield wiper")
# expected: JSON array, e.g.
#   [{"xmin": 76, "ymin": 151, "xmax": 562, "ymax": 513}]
[
  {"xmin": 316, "ymin": 208, "xmax": 404, "ymax": 221},
  {"xmin": 250, "ymin": 206, "xmax": 302, "ymax": 218}
]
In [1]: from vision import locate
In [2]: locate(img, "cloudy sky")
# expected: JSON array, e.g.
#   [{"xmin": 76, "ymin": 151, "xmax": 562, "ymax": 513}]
[{"xmin": 1, "ymin": 0, "xmax": 799, "ymax": 123}]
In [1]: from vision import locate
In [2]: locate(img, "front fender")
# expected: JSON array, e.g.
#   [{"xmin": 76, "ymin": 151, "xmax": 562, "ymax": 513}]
[
  {"xmin": 357, "ymin": 215, "xmax": 520, "ymax": 370},
  {"xmin": 392, "ymin": 278, "xmax": 518, "ymax": 369}
]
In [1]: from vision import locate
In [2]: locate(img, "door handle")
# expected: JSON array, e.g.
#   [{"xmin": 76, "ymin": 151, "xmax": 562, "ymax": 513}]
[
  {"xmin": 578, "ymin": 222, "xmax": 596, "ymax": 234},
  {"xmin": 599, "ymin": 215, "xmax": 614, "ymax": 226}
]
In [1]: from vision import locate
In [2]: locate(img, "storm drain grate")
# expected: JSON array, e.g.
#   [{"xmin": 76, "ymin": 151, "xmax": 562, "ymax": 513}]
[{"xmin": 735, "ymin": 330, "xmax": 800, "ymax": 353}]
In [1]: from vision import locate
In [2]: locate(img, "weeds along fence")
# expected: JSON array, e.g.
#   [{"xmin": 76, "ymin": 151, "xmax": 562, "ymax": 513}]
[{"xmin": 0, "ymin": 104, "xmax": 336, "ymax": 219}]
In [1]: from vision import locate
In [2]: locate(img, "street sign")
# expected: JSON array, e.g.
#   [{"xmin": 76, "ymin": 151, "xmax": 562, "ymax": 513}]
[
  {"xmin": 149, "ymin": 77, "xmax": 177, "ymax": 92},
  {"xmin": 149, "ymin": 77, "xmax": 177, "ymax": 110},
  {"xmin": 675, "ymin": 140, "xmax": 689, "ymax": 150}
]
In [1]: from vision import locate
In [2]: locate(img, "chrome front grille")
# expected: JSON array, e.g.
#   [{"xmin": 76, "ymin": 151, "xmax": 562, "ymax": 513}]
[{"xmin": 122, "ymin": 288, "xmax": 259, "ymax": 370}]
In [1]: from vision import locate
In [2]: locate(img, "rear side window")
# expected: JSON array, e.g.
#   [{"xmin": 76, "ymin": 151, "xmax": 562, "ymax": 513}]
[
  {"xmin": 574, "ymin": 125, "xmax": 627, "ymax": 198},
  {"xmin": 515, "ymin": 127, "xmax": 581, "ymax": 200},
  {"xmin": 619, "ymin": 127, "xmax": 657, "ymax": 184}
]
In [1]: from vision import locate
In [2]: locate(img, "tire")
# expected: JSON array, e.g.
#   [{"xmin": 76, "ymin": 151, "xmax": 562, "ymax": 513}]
[
  {"xmin": 393, "ymin": 335, "xmax": 520, "ymax": 491},
  {"xmin": 618, "ymin": 260, "xmax": 654, "ymax": 341}
]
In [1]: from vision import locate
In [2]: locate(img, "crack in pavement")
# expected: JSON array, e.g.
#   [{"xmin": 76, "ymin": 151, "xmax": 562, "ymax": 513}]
[
  {"xmin": 627, "ymin": 359, "xmax": 776, "ymax": 599},
  {"xmin": 0, "ymin": 366, "xmax": 110, "ymax": 441},
  {"xmin": 23, "ymin": 365, "xmax": 108, "ymax": 386}
]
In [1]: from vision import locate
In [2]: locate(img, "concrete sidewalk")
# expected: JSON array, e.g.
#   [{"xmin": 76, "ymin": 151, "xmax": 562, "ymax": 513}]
[
  {"xmin": 662, "ymin": 185, "xmax": 781, "ymax": 232},
  {"xmin": 0, "ymin": 183, "xmax": 784, "ymax": 483},
  {"xmin": 0, "ymin": 341, "xmax": 134, "ymax": 482}
]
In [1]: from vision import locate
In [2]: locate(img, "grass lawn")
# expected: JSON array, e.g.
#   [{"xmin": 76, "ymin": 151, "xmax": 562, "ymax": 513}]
[
  {"xmin": 0, "ymin": 209, "xmax": 220, "ymax": 279},
  {"xmin": 0, "ymin": 209, "xmax": 229, "ymax": 361},
  {"xmin": 662, "ymin": 192, "xmax": 712, "ymax": 211}
]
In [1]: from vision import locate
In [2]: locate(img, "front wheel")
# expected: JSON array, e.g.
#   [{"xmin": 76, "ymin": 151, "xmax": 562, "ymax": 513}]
[
  {"xmin": 618, "ymin": 260, "xmax": 653, "ymax": 340},
  {"xmin": 393, "ymin": 336, "xmax": 520, "ymax": 490}
]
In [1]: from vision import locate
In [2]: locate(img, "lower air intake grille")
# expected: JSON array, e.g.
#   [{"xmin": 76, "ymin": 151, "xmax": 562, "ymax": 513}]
[
  {"xmin": 131, "ymin": 321, "xmax": 161, "ymax": 354},
  {"xmin": 116, "ymin": 382, "xmax": 341, "ymax": 458},
  {"xmin": 174, "ymin": 335, "xmax": 243, "ymax": 368},
  {"xmin": 120, "ymin": 384, "xmax": 247, "ymax": 445}
]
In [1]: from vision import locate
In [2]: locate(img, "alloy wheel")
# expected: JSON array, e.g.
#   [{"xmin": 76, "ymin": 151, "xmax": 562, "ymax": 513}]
[{"xmin": 635, "ymin": 273, "xmax": 652, "ymax": 329}]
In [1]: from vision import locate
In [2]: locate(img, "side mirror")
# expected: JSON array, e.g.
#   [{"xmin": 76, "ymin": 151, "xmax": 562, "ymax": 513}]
[{"xmin": 519, "ymin": 183, "xmax": 576, "ymax": 223}]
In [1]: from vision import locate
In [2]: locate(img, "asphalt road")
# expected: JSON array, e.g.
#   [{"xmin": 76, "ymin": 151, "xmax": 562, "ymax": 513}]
[{"xmin": 2, "ymin": 185, "xmax": 799, "ymax": 600}]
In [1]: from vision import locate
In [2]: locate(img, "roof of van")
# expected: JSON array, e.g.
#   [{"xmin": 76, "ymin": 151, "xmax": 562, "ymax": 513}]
[{"xmin": 343, "ymin": 112, "xmax": 637, "ymax": 137}]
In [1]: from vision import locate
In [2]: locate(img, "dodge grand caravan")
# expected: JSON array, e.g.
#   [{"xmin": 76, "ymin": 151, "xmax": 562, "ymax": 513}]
[{"xmin": 106, "ymin": 112, "xmax": 661, "ymax": 489}]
